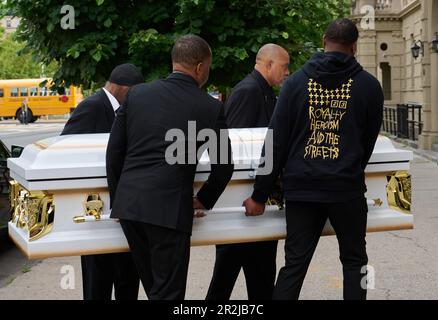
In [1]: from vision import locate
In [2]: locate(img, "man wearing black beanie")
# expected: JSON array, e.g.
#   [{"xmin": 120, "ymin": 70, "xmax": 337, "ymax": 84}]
[
  {"xmin": 62, "ymin": 63, "xmax": 144, "ymax": 135},
  {"xmin": 61, "ymin": 63, "xmax": 144, "ymax": 300}
]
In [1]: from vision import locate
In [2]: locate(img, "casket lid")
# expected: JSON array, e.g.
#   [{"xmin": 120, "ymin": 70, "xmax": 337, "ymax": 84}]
[
  {"xmin": 7, "ymin": 128, "xmax": 412, "ymax": 184},
  {"xmin": 7, "ymin": 128, "xmax": 266, "ymax": 182}
]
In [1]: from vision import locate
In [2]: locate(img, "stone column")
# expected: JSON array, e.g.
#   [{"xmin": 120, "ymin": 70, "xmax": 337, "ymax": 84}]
[
  {"xmin": 419, "ymin": 0, "xmax": 438, "ymax": 149},
  {"xmin": 391, "ymin": 29, "xmax": 404, "ymax": 105},
  {"xmin": 358, "ymin": 30, "xmax": 378, "ymax": 76}
]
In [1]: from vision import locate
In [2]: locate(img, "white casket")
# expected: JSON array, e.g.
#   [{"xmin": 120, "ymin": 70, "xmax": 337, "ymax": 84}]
[{"xmin": 7, "ymin": 128, "xmax": 413, "ymax": 259}]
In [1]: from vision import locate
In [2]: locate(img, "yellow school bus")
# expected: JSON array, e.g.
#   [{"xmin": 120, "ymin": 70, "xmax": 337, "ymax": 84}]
[{"xmin": 0, "ymin": 78, "xmax": 83, "ymax": 123}]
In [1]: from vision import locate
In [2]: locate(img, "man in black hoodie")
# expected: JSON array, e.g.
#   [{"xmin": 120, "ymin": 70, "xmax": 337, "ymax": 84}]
[{"xmin": 243, "ymin": 18, "xmax": 383, "ymax": 300}]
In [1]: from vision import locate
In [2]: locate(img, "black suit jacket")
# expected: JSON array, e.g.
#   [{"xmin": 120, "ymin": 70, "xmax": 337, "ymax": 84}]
[
  {"xmin": 61, "ymin": 90, "xmax": 115, "ymax": 135},
  {"xmin": 106, "ymin": 73, "xmax": 234, "ymax": 234},
  {"xmin": 224, "ymin": 69, "xmax": 276, "ymax": 128}
]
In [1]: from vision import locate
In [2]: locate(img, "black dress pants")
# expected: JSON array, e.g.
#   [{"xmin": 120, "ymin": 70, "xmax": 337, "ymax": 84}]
[
  {"xmin": 81, "ymin": 252, "xmax": 140, "ymax": 300},
  {"xmin": 206, "ymin": 240, "xmax": 278, "ymax": 300},
  {"xmin": 120, "ymin": 219, "xmax": 191, "ymax": 300},
  {"xmin": 273, "ymin": 197, "xmax": 368, "ymax": 300}
]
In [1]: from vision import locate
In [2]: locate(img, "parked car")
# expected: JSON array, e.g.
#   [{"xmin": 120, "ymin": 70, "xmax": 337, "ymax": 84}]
[
  {"xmin": 0, "ymin": 139, "xmax": 11, "ymax": 240},
  {"xmin": 0, "ymin": 141, "xmax": 24, "ymax": 240}
]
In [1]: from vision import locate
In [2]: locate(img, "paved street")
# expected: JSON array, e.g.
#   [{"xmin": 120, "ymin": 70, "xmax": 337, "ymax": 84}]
[
  {"xmin": 0, "ymin": 120, "xmax": 65, "ymax": 150},
  {"xmin": 0, "ymin": 124, "xmax": 437, "ymax": 300},
  {"xmin": 0, "ymin": 120, "xmax": 66, "ymax": 290}
]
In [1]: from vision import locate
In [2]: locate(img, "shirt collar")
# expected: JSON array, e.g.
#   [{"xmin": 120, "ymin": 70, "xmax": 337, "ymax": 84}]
[
  {"xmin": 102, "ymin": 87, "xmax": 120, "ymax": 112},
  {"xmin": 251, "ymin": 69, "xmax": 274, "ymax": 96},
  {"xmin": 167, "ymin": 72, "xmax": 199, "ymax": 87}
]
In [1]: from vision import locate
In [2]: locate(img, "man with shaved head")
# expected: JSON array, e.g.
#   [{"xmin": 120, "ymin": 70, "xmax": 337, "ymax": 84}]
[
  {"xmin": 206, "ymin": 44, "xmax": 289, "ymax": 300},
  {"xmin": 224, "ymin": 44, "xmax": 290, "ymax": 127}
]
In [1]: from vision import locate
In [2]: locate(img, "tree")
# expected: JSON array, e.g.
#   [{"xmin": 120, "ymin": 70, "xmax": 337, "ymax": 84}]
[
  {"xmin": 6, "ymin": 0, "xmax": 350, "ymax": 91},
  {"xmin": 0, "ymin": 29, "xmax": 57, "ymax": 79}
]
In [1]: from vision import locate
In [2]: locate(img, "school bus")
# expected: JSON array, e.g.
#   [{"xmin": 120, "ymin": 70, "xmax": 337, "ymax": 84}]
[{"xmin": 0, "ymin": 78, "xmax": 83, "ymax": 123}]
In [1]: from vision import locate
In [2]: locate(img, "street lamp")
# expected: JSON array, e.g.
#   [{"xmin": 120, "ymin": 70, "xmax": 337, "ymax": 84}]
[
  {"xmin": 432, "ymin": 34, "xmax": 438, "ymax": 53},
  {"xmin": 411, "ymin": 40, "xmax": 424, "ymax": 59}
]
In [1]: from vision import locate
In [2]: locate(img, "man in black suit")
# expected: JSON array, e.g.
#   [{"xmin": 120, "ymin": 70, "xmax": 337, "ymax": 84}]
[
  {"xmin": 61, "ymin": 63, "xmax": 144, "ymax": 300},
  {"xmin": 106, "ymin": 35, "xmax": 234, "ymax": 300},
  {"xmin": 206, "ymin": 44, "xmax": 290, "ymax": 300},
  {"xmin": 62, "ymin": 64, "xmax": 143, "ymax": 135}
]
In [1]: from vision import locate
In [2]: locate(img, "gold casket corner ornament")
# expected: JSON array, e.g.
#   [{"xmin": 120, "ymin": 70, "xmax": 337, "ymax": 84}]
[
  {"xmin": 386, "ymin": 170, "xmax": 412, "ymax": 214},
  {"xmin": 9, "ymin": 180, "xmax": 55, "ymax": 242}
]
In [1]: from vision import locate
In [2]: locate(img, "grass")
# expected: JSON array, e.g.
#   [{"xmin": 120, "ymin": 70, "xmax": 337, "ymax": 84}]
[{"xmin": 21, "ymin": 265, "xmax": 31, "ymax": 274}]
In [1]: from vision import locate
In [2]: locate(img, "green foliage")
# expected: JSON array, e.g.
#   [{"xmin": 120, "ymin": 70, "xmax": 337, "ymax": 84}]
[
  {"xmin": 0, "ymin": 30, "xmax": 57, "ymax": 79},
  {"xmin": 6, "ymin": 0, "xmax": 350, "ymax": 91}
]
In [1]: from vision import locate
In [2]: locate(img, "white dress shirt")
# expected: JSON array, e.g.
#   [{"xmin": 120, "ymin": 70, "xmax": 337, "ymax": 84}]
[{"xmin": 102, "ymin": 87, "xmax": 120, "ymax": 113}]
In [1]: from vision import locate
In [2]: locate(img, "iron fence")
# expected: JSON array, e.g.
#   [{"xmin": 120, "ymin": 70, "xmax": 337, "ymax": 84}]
[{"xmin": 382, "ymin": 104, "xmax": 423, "ymax": 141}]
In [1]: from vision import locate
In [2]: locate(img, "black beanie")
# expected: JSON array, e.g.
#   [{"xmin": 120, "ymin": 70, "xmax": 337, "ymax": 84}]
[{"xmin": 108, "ymin": 63, "xmax": 144, "ymax": 86}]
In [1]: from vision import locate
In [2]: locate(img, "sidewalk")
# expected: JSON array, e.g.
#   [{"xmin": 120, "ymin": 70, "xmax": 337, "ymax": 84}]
[{"xmin": 387, "ymin": 134, "xmax": 438, "ymax": 163}]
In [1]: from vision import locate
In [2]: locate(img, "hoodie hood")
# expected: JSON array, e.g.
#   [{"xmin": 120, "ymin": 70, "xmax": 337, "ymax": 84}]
[{"xmin": 302, "ymin": 52, "xmax": 363, "ymax": 89}]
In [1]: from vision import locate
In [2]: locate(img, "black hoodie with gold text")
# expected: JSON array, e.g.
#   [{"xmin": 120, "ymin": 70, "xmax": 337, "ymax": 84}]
[{"xmin": 252, "ymin": 51, "xmax": 384, "ymax": 203}]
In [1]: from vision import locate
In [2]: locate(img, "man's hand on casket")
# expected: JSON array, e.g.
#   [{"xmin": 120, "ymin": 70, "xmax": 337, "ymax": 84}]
[
  {"xmin": 243, "ymin": 198, "xmax": 265, "ymax": 217},
  {"xmin": 193, "ymin": 197, "xmax": 206, "ymax": 218}
]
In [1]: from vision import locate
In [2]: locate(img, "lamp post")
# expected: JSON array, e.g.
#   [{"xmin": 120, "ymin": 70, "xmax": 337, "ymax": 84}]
[{"xmin": 411, "ymin": 40, "xmax": 424, "ymax": 59}]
